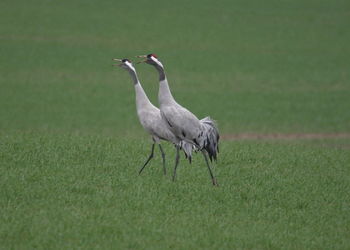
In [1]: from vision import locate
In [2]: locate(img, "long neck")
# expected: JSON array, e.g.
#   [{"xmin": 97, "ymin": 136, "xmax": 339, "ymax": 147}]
[
  {"xmin": 155, "ymin": 65, "xmax": 166, "ymax": 81},
  {"xmin": 128, "ymin": 69, "xmax": 139, "ymax": 85},
  {"xmin": 127, "ymin": 69, "xmax": 154, "ymax": 110},
  {"xmin": 155, "ymin": 65, "xmax": 176, "ymax": 106}
]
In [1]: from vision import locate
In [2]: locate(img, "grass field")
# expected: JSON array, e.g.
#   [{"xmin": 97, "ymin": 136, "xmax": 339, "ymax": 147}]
[{"xmin": 1, "ymin": 0, "xmax": 350, "ymax": 249}]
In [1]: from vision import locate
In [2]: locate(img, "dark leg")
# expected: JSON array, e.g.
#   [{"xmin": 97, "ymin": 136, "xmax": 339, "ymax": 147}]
[
  {"xmin": 139, "ymin": 143, "xmax": 155, "ymax": 175},
  {"xmin": 158, "ymin": 144, "xmax": 166, "ymax": 175},
  {"xmin": 172, "ymin": 145, "xmax": 180, "ymax": 181},
  {"xmin": 202, "ymin": 150, "xmax": 218, "ymax": 186}
]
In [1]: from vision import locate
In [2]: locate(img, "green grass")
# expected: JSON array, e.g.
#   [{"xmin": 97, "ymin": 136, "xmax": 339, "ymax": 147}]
[
  {"xmin": 1, "ymin": 0, "xmax": 349, "ymax": 134},
  {"xmin": 1, "ymin": 0, "xmax": 350, "ymax": 249},
  {"xmin": 1, "ymin": 133, "xmax": 350, "ymax": 249}
]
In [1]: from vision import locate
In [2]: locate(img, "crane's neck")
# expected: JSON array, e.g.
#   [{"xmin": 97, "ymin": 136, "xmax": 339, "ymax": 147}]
[
  {"xmin": 127, "ymin": 69, "xmax": 155, "ymax": 112},
  {"xmin": 155, "ymin": 65, "xmax": 176, "ymax": 106},
  {"xmin": 155, "ymin": 64, "xmax": 166, "ymax": 81},
  {"xmin": 127, "ymin": 69, "xmax": 139, "ymax": 85}
]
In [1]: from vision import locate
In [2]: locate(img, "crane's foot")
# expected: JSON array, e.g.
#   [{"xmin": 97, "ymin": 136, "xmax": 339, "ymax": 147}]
[{"xmin": 212, "ymin": 178, "xmax": 219, "ymax": 187}]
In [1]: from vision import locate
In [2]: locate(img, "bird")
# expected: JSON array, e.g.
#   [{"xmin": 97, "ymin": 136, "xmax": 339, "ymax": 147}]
[
  {"xmin": 137, "ymin": 54, "xmax": 220, "ymax": 186},
  {"xmin": 112, "ymin": 58, "xmax": 194, "ymax": 175}
]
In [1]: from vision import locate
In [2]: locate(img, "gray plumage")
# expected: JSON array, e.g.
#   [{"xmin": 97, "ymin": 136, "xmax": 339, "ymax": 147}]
[
  {"xmin": 199, "ymin": 117, "xmax": 220, "ymax": 162},
  {"xmin": 138, "ymin": 54, "xmax": 219, "ymax": 186},
  {"xmin": 113, "ymin": 58, "xmax": 194, "ymax": 174}
]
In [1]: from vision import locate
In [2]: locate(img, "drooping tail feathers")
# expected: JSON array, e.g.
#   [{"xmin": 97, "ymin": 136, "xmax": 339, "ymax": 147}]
[
  {"xmin": 199, "ymin": 117, "xmax": 220, "ymax": 162},
  {"xmin": 179, "ymin": 140, "xmax": 196, "ymax": 163}
]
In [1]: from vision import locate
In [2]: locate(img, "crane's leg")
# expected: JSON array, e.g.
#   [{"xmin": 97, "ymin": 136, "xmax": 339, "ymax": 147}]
[
  {"xmin": 172, "ymin": 145, "xmax": 180, "ymax": 181},
  {"xmin": 139, "ymin": 143, "xmax": 155, "ymax": 175},
  {"xmin": 202, "ymin": 150, "xmax": 218, "ymax": 186},
  {"xmin": 158, "ymin": 144, "xmax": 166, "ymax": 175}
]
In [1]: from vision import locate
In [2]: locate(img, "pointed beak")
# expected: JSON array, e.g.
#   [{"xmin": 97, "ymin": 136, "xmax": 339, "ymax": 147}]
[
  {"xmin": 112, "ymin": 58, "xmax": 122, "ymax": 67},
  {"xmin": 135, "ymin": 55, "xmax": 147, "ymax": 64}
]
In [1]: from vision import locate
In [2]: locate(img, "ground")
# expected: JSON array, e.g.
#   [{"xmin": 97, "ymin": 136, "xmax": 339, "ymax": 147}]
[{"xmin": 0, "ymin": 0, "xmax": 350, "ymax": 249}]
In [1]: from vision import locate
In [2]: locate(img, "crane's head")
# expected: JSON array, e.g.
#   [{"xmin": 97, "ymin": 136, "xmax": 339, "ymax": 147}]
[
  {"xmin": 136, "ymin": 54, "xmax": 164, "ymax": 68},
  {"xmin": 112, "ymin": 58, "xmax": 136, "ymax": 72}
]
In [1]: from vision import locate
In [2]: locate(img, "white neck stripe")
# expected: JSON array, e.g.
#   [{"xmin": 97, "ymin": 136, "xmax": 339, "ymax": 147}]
[
  {"xmin": 125, "ymin": 61, "xmax": 136, "ymax": 72},
  {"xmin": 151, "ymin": 56, "xmax": 164, "ymax": 68}
]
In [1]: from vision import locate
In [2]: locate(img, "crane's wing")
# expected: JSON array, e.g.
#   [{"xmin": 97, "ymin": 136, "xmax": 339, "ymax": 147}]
[
  {"xmin": 160, "ymin": 104, "xmax": 201, "ymax": 145},
  {"xmin": 138, "ymin": 108, "xmax": 178, "ymax": 143}
]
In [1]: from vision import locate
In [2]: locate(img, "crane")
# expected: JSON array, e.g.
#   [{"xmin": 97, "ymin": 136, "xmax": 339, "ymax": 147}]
[
  {"xmin": 113, "ymin": 58, "xmax": 194, "ymax": 175},
  {"xmin": 136, "ymin": 54, "xmax": 220, "ymax": 186}
]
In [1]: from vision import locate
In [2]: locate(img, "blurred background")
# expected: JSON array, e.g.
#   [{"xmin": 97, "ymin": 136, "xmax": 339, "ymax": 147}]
[
  {"xmin": 1, "ymin": 0, "xmax": 349, "ymax": 136},
  {"xmin": 1, "ymin": 1, "xmax": 350, "ymax": 249}
]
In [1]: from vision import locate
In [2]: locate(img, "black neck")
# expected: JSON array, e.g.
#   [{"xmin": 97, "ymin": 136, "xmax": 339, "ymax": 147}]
[
  {"xmin": 155, "ymin": 65, "xmax": 165, "ymax": 81},
  {"xmin": 128, "ymin": 70, "xmax": 139, "ymax": 85}
]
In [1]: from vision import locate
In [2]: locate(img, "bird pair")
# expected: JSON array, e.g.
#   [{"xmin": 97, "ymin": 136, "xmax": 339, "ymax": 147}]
[{"xmin": 113, "ymin": 54, "xmax": 219, "ymax": 186}]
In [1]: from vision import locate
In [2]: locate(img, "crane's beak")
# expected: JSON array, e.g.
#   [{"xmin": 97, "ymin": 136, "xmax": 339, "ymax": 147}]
[
  {"xmin": 135, "ymin": 55, "xmax": 147, "ymax": 64},
  {"xmin": 112, "ymin": 58, "xmax": 123, "ymax": 67}
]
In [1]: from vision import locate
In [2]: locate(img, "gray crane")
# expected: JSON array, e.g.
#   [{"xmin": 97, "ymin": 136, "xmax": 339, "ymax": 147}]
[
  {"xmin": 113, "ymin": 58, "xmax": 194, "ymax": 175},
  {"xmin": 137, "ymin": 54, "xmax": 220, "ymax": 186}
]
